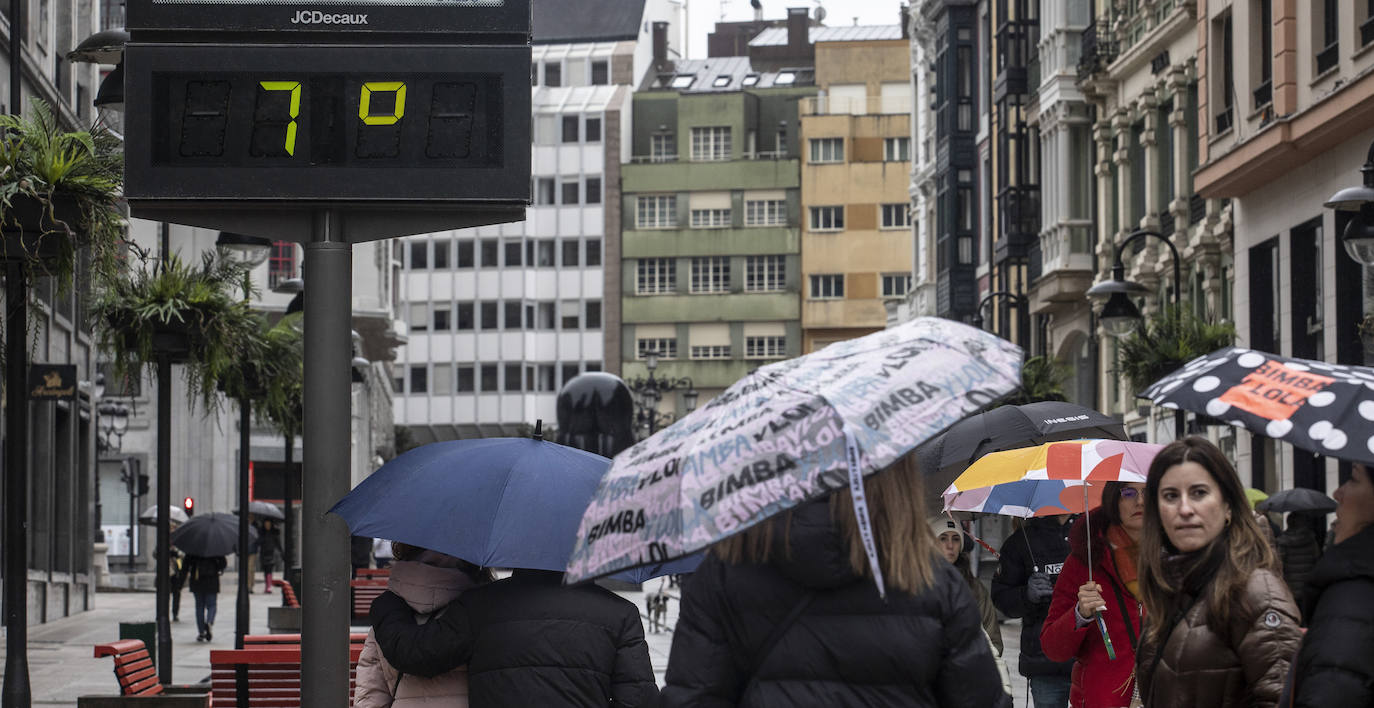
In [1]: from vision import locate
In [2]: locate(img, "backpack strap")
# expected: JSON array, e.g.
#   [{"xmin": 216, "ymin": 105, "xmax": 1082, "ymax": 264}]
[{"xmin": 743, "ymin": 591, "xmax": 815, "ymax": 690}]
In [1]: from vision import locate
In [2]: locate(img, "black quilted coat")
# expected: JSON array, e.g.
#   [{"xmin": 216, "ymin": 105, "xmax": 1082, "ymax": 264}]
[
  {"xmin": 660, "ymin": 499, "xmax": 1011, "ymax": 708},
  {"xmin": 1291, "ymin": 524, "xmax": 1374, "ymax": 708},
  {"xmin": 371, "ymin": 569, "xmax": 658, "ymax": 708}
]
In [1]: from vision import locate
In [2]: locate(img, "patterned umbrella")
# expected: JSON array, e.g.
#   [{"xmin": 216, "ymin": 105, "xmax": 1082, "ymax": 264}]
[
  {"xmin": 941, "ymin": 439, "xmax": 1162, "ymax": 517},
  {"xmin": 564, "ymin": 317, "xmax": 1023, "ymax": 586},
  {"xmin": 1143, "ymin": 347, "xmax": 1374, "ymax": 465}
]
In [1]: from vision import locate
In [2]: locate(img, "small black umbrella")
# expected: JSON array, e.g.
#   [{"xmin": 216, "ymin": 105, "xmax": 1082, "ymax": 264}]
[
  {"xmin": 918, "ymin": 401, "xmax": 1127, "ymax": 499},
  {"xmin": 1256, "ymin": 488, "xmax": 1338, "ymax": 514},
  {"xmin": 239, "ymin": 500, "xmax": 284, "ymax": 520},
  {"xmin": 170, "ymin": 512, "xmax": 257, "ymax": 557}
]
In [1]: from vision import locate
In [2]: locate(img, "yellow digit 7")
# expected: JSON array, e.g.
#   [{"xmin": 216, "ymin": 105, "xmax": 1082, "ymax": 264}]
[
  {"xmin": 359, "ymin": 82, "xmax": 407, "ymax": 125},
  {"xmin": 259, "ymin": 81, "xmax": 301, "ymax": 156}
]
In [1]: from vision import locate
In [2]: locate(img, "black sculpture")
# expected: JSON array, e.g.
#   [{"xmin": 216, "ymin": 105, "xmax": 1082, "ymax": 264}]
[{"xmin": 556, "ymin": 372, "xmax": 635, "ymax": 458}]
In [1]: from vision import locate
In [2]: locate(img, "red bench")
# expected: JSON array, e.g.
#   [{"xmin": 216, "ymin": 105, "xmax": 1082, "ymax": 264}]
[
  {"xmin": 350, "ymin": 578, "xmax": 388, "ymax": 623},
  {"xmin": 82, "ymin": 640, "xmax": 210, "ymax": 707},
  {"xmin": 270, "ymin": 579, "xmax": 299, "ymax": 609},
  {"xmin": 355, "ymin": 568, "xmax": 390, "ymax": 580},
  {"xmin": 209, "ymin": 636, "xmax": 367, "ymax": 707}
]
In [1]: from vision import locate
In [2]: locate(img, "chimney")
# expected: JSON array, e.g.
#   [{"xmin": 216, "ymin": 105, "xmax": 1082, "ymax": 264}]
[
  {"xmin": 751, "ymin": 0, "xmax": 763, "ymax": 21},
  {"xmin": 900, "ymin": 4, "xmax": 910, "ymax": 39},
  {"xmin": 787, "ymin": 7, "xmax": 809, "ymax": 54},
  {"xmin": 652, "ymin": 21, "xmax": 669, "ymax": 71}
]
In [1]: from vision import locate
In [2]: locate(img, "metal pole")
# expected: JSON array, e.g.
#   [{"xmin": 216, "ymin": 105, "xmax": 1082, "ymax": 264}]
[
  {"xmin": 1170, "ymin": 257, "xmax": 1184, "ymax": 440},
  {"xmin": 126, "ymin": 461, "xmax": 134, "ymax": 574},
  {"xmin": 301, "ymin": 211, "xmax": 351, "ymax": 707},
  {"xmin": 156, "ymin": 356, "xmax": 172, "ymax": 683},
  {"xmin": 283, "ymin": 433, "xmax": 293, "ymax": 571},
  {"xmin": 236, "ymin": 399, "xmax": 250, "ymax": 649},
  {"xmin": 3, "ymin": 261, "xmax": 31, "ymax": 708}
]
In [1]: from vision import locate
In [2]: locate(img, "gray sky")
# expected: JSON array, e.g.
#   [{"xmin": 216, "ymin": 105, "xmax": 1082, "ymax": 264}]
[{"xmin": 685, "ymin": 0, "xmax": 907, "ymax": 59}]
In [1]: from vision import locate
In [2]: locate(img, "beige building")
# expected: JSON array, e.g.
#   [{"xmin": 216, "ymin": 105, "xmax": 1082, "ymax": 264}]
[
  {"xmin": 800, "ymin": 27, "xmax": 914, "ymax": 352},
  {"xmin": 1193, "ymin": 1, "xmax": 1374, "ymax": 492}
]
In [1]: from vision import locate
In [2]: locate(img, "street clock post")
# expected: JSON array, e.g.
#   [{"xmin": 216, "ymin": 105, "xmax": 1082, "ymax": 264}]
[{"xmin": 124, "ymin": 2, "xmax": 530, "ymax": 701}]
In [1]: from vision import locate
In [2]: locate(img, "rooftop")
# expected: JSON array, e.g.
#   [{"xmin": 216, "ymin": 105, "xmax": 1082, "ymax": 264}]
[
  {"xmin": 649, "ymin": 57, "xmax": 814, "ymax": 93},
  {"xmin": 533, "ymin": 0, "xmax": 645, "ymax": 44},
  {"xmin": 748, "ymin": 24, "xmax": 903, "ymax": 46}
]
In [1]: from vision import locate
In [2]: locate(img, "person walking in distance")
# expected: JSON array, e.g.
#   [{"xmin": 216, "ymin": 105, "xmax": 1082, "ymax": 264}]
[
  {"xmin": 992, "ymin": 514, "xmax": 1075, "ymax": 707},
  {"xmin": 257, "ymin": 519, "xmax": 283, "ymax": 594},
  {"xmin": 186, "ymin": 554, "xmax": 227, "ymax": 642},
  {"xmin": 1134, "ymin": 437, "xmax": 1301, "ymax": 707}
]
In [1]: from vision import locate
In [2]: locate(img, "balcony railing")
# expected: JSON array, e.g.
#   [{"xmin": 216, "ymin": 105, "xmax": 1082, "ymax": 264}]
[
  {"xmin": 1214, "ymin": 107, "xmax": 1234, "ymax": 135},
  {"xmin": 1252, "ymin": 79, "xmax": 1272, "ymax": 111},
  {"xmin": 800, "ymin": 95, "xmax": 912, "ymax": 116},
  {"xmin": 1077, "ymin": 17, "xmax": 1120, "ymax": 80},
  {"xmin": 629, "ymin": 150, "xmax": 791, "ymax": 164},
  {"xmin": 1188, "ymin": 193, "xmax": 1206, "ymax": 225},
  {"xmin": 1316, "ymin": 42, "xmax": 1339, "ymax": 75}
]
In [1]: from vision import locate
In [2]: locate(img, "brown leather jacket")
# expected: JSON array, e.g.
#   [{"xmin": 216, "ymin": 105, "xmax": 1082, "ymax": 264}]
[{"xmin": 1137, "ymin": 569, "xmax": 1302, "ymax": 708}]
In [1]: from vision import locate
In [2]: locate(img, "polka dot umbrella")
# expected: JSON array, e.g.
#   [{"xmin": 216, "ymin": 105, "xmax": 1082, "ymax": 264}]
[{"xmin": 1142, "ymin": 346, "xmax": 1374, "ymax": 465}]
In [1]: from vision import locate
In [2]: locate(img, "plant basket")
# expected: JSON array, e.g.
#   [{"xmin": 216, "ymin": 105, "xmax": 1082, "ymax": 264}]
[
  {"xmin": 0, "ymin": 193, "xmax": 83, "ymax": 264},
  {"xmin": 1361, "ymin": 317, "xmax": 1374, "ymax": 355}
]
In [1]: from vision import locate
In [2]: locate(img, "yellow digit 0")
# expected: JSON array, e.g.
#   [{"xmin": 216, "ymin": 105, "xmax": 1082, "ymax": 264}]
[
  {"xmin": 359, "ymin": 82, "xmax": 407, "ymax": 125},
  {"xmin": 259, "ymin": 81, "xmax": 302, "ymax": 156}
]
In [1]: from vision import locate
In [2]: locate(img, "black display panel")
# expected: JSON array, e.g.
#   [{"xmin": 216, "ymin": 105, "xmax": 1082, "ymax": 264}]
[
  {"xmin": 125, "ymin": 43, "xmax": 531, "ymax": 203},
  {"xmin": 127, "ymin": 0, "xmax": 529, "ymax": 38}
]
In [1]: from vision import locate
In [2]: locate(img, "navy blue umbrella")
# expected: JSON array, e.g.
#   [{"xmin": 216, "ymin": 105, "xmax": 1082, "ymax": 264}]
[{"xmin": 330, "ymin": 438, "xmax": 697, "ymax": 583}]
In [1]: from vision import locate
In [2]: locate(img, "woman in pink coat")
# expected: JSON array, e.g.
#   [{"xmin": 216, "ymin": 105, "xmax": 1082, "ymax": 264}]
[{"xmin": 354, "ymin": 543, "xmax": 492, "ymax": 707}]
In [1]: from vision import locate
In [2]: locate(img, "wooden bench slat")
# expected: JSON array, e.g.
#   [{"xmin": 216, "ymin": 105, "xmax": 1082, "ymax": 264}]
[
  {"xmin": 94, "ymin": 640, "xmax": 147, "ymax": 658},
  {"xmin": 120, "ymin": 665, "xmax": 158, "ymax": 686},
  {"xmin": 114, "ymin": 657, "xmax": 154, "ymax": 677},
  {"xmin": 123, "ymin": 675, "xmax": 164, "ymax": 696}
]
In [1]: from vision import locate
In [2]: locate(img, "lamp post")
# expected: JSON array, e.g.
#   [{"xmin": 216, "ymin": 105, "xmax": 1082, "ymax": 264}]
[
  {"xmin": 625, "ymin": 350, "xmax": 698, "ymax": 437},
  {"xmin": 1324, "ymin": 140, "xmax": 1374, "ymax": 267},
  {"xmin": 97, "ymin": 401, "xmax": 131, "ymax": 570},
  {"xmin": 1086, "ymin": 229, "xmax": 1183, "ymax": 439},
  {"xmin": 971, "ymin": 290, "xmax": 1030, "ymax": 351},
  {"xmin": 271, "ymin": 276, "xmax": 303, "ymax": 573}
]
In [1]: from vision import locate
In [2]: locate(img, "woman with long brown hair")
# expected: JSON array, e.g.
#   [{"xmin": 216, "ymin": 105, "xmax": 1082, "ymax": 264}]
[
  {"xmin": 1135, "ymin": 437, "xmax": 1301, "ymax": 707},
  {"xmin": 661, "ymin": 451, "xmax": 1011, "ymax": 708}
]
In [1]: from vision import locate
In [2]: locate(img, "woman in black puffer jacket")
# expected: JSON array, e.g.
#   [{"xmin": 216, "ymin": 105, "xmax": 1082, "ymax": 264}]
[{"xmin": 661, "ymin": 452, "xmax": 1011, "ymax": 708}]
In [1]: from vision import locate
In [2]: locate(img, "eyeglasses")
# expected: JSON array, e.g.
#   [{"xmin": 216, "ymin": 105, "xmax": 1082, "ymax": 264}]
[{"xmin": 1120, "ymin": 487, "xmax": 1142, "ymax": 500}]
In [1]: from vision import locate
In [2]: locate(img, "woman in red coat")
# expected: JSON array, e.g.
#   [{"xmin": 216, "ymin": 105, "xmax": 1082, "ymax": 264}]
[{"xmin": 1041, "ymin": 481, "xmax": 1145, "ymax": 708}]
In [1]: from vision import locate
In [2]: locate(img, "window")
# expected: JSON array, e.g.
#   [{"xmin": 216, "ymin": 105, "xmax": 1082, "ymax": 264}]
[
  {"xmin": 742, "ymin": 74, "xmax": 759, "ymax": 86},
  {"xmin": 585, "ymin": 117, "xmax": 602, "ymax": 142},
  {"xmin": 562, "ymin": 240, "xmax": 580, "ymax": 266},
  {"xmin": 561, "ymin": 363, "xmax": 580, "ymax": 386},
  {"xmin": 504, "ymin": 301, "xmax": 522, "ymax": 329},
  {"xmin": 544, "ymin": 62, "xmax": 561, "ymax": 87},
  {"xmin": 585, "ymin": 239, "xmax": 602, "ymax": 266},
  {"xmin": 881, "ymin": 204, "xmax": 911, "ymax": 229},
  {"xmin": 690, "ymin": 126, "xmax": 731, "ymax": 161},
  {"xmin": 536, "ymin": 178, "xmax": 556, "ymax": 205},
  {"xmin": 1316, "ymin": 0, "xmax": 1338, "ymax": 74},
  {"xmin": 504, "ymin": 364, "xmax": 522, "ymax": 392},
  {"xmin": 712, "ymin": 75, "xmax": 731, "ymax": 87},
  {"xmin": 456, "ymin": 240, "xmax": 474, "ymax": 268},
  {"xmin": 431, "ymin": 364, "xmax": 452, "ymax": 395},
  {"xmin": 504, "ymin": 241, "xmax": 522, "ymax": 266},
  {"xmin": 534, "ymin": 239, "xmax": 556, "ymax": 267},
  {"xmin": 409, "ymin": 241, "xmax": 428, "ymax": 269},
  {"xmin": 562, "ymin": 116, "xmax": 579, "ymax": 142},
  {"xmin": 561, "ymin": 180, "xmax": 580, "ymax": 205},
  {"xmin": 651, "ymin": 133, "xmax": 676, "ymax": 162},
  {"xmin": 670, "ymin": 74, "xmax": 695, "ymax": 88},
  {"xmin": 480, "ymin": 301, "xmax": 498, "ymax": 330},
  {"xmin": 809, "ymin": 206, "xmax": 844, "ymax": 231},
  {"xmin": 690, "ymin": 257, "xmax": 730, "ymax": 293},
  {"xmin": 431, "ymin": 240, "xmax": 450, "ymax": 269},
  {"xmin": 809, "ymin": 274, "xmax": 844, "ymax": 299},
  {"xmin": 585, "ymin": 300, "xmax": 602, "ymax": 328},
  {"xmin": 585, "ymin": 177, "xmax": 602, "ymax": 204},
  {"xmin": 394, "ymin": 375, "xmax": 404, "ymax": 394},
  {"xmin": 268, "ymin": 240, "xmax": 296, "ymax": 289},
  {"xmin": 809, "ymin": 137, "xmax": 844, "ymax": 163},
  {"xmin": 560, "ymin": 300, "xmax": 580, "ymax": 329},
  {"xmin": 884, "ymin": 137, "xmax": 910, "ymax": 161},
  {"xmin": 591, "ymin": 60, "xmax": 609, "ymax": 85},
  {"xmin": 690, "ymin": 208, "xmax": 731, "ymax": 228},
  {"xmin": 456, "ymin": 366, "xmax": 474, "ymax": 392},
  {"xmin": 881, "ymin": 274, "xmax": 912, "ymax": 298},
  {"xmin": 408, "ymin": 303, "xmax": 429, "ymax": 332},
  {"xmin": 638, "ymin": 338, "xmax": 677, "ymax": 359},
  {"xmin": 480, "ymin": 239, "xmax": 499, "ymax": 267},
  {"xmin": 456, "ymin": 303, "xmax": 474, "ymax": 330},
  {"xmin": 433, "ymin": 305, "xmax": 452, "ymax": 331},
  {"xmin": 1213, "ymin": 12, "xmax": 1234, "ymax": 133},
  {"xmin": 1253, "ymin": 0, "xmax": 1272, "ymax": 109},
  {"xmin": 536, "ymin": 302, "xmax": 555, "ymax": 329},
  {"xmin": 745, "ymin": 255, "xmax": 786, "ymax": 292},
  {"xmin": 636, "ymin": 195, "xmax": 677, "ymax": 228},
  {"xmin": 536, "ymin": 365, "xmax": 556, "ymax": 392},
  {"xmin": 691, "ymin": 344, "xmax": 731, "ymax": 359},
  {"xmin": 745, "ymin": 336, "xmax": 786, "ymax": 359},
  {"xmin": 745, "ymin": 199, "xmax": 786, "ymax": 226},
  {"xmin": 409, "ymin": 365, "xmax": 428, "ymax": 394},
  {"xmin": 774, "ymin": 71, "xmax": 796, "ymax": 85},
  {"xmin": 636, "ymin": 258, "xmax": 676, "ymax": 294},
  {"xmin": 480, "ymin": 364, "xmax": 498, "ymax": 392}
]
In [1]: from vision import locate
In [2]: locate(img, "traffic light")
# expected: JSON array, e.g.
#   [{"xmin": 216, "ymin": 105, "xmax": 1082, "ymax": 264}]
[
  {"xmin": 183, "ymin": 496, "xmax": 195, "ymax": 516},
  {"xmin": 135, "ymin": 473, "xmax": 150, "ymax": 497}
]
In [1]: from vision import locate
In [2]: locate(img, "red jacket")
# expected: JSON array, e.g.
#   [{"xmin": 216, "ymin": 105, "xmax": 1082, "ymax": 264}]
[{"xmin": 1040, "ymin": 509, "xmax": 1143, "ymax": 708}]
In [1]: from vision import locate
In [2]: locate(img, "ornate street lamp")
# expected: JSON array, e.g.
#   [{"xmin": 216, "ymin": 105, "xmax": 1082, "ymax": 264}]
[
  {"xmin": 1324, "ymin": 141, "xmax": 1374, "ymax": 267},
  {"xmin": 971, "ymin": 290, "xmax": 1030, "ymax": 350},
  {"xmin": 626, "ymin": 350, "xmax": 698, "ymax": 437}
]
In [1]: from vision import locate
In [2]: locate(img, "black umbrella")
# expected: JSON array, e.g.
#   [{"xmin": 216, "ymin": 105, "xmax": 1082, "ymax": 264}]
[
  {"xmin": 1256, "ymin": 488, "xmax": 1338, "ymax": 514},
  {"xmin": 169, "ymin": 512, "xmax": 258, "ymax": 557},
  {"xmin": 919, "ymin": 401, "xmax": 1127, "ymax": 498},
  {"xmin": 239, "ymin": 500, "xmax": 284, "ymax": 520}
]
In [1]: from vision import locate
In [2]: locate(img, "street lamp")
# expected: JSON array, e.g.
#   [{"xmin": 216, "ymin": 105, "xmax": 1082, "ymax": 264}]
[
  {"xmin": 1086, "ymin": 229, "xmax": 1183, "ymax": 438},
  {"xmin": 216, "ymin": 232, "xmax": 273, "ymax": 268},
  {"xmin": 971, "ymin": 290, "xmax": 1030, "ymax": 350},
  {"xmin": 97, "ymin": 401, "xmax": 131, "ymax": 453},
  {"xmin": 1324, "ymin": 141, "xmax": 1374, "ymax": 267},
  {"xmin": 626, "ymin": 350, "xmax": 698, "ymax": 437}
]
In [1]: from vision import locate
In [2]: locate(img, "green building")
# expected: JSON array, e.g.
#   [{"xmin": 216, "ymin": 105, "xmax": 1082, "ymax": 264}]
[{"xmin": 617, "ymin": 56, "xmax": 816, "ymax": 428}]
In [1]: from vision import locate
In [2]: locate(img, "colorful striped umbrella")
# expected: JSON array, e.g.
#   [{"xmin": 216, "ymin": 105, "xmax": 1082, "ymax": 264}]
[{"xmin": 941, "ymin": 439, "xmax": 1162, "ymax": 517}]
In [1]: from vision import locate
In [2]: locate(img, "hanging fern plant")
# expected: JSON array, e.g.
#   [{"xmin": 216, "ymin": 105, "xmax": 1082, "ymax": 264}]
[
  {"xmin": 1117, "ymin": 305, "xmax": 1236, "ymax": 398},
  {"xmin": 226, "ymin": 312, "xmax": 303, "ymax": 439}
]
